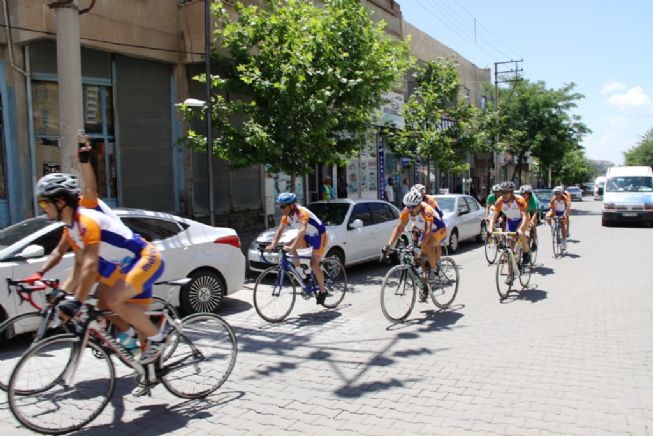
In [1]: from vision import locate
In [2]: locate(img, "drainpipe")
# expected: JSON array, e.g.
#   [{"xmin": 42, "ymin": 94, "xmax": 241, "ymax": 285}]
[{"xmin": 2, "ymin": 0, "xmax": 28, "ymax": 78}]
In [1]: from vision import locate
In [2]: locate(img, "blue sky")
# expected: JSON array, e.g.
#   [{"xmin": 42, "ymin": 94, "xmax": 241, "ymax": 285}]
[{"xmin": 399, "ymin": 0, "xmax": 653, "ymax": 165}]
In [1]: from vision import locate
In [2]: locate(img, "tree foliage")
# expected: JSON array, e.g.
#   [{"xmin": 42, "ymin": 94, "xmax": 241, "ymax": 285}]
[
  {"xmin": 553, "ymin": 147, "xmax": 596, "ymax": 185},
  {"xmin": 179, "ymin": 0, "xmax": 410, "ymax": 176},
  {"xmin": 390, "ymin": 58, "xmax": 492, "ymax": 173},
  {"xmin": 624, "ymin": 128, "xmax": 653, "ymax": 167},
  {"xmin": 495, "ymin": 80, "xmax": 590, "ymax": 180}
]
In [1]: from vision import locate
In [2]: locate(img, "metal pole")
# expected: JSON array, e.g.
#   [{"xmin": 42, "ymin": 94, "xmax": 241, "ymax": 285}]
[
  {"xmin": 53, "ymin": 0, "xmax": 83, "ymax": 176},
  {"xmin": 205, "ymin": 0, "xmax": 215, "ymax": 226}
]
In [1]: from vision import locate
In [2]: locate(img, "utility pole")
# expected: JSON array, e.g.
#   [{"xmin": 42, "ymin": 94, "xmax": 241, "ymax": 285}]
[
  {"xmin": 205, "ymin": 0, "xmax": 215, "ymax": 226},
  {"xmin": 50, "ymin": 0, "xmax": 83, "ymax": 176},
  {"xmin": 493, "ymin": 59, "xmax": 523, "ymax": 184}
]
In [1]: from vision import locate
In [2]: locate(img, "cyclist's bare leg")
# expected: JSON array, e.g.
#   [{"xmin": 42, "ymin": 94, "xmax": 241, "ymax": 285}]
[
  {"xmin": 95, "ymin": 283, "xmax": 131, "ymax": 332},
  {"xmin": 310, "ymin": 251, "xmax": 325, "ymax": 294},
  {"xmin": 104, "ymin": 280, "xmax": 158, "ymax": 338}
]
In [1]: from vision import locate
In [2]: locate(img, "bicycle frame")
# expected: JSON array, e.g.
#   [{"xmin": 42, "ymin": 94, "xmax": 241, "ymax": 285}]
[
  {"xmin": 5, "ymin": 278, "xmax": 60, "ymax": 312},
  {"xmin": 262, "ymin": 248, "xmax": 317, "ymax": 295},
  {"xmin": 63, "ymin": 304, "xmax": 189, "ymax": 388}
]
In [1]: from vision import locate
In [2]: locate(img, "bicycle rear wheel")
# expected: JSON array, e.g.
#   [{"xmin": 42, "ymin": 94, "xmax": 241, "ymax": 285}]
[
  {"xmin": 484, "ymin": 235, "xmax": 498, "ymax": 264},
  {"xmin": 518, "ymin": 255, "xmax": 532, "ymax": 288},
  {"xmin": 552, "ymin": 224, "xmax": 562, "ymax": 257},
  {"xmin": 8, "ymin": 334, "xmax": 115, "ymax": 435},
  {"xmin": 253, "ymin": 267, "xmax": 297, "ymax": 322},
  {"xmin": 380, "ymin": 265, "xmax": 416, "ymax": 323},
  {"xmin": 495, "ymin": 251, "xmax": 513, "ymax": 300},
  {"xmin": 430, "ymin": 257, "xmax": 459, "ymax": 309},
  {"xmin": 320, "ymin": 258, "xmax": 347, "ymax": 308},
  {"xmin": 529, "ymin": 237, "xmax": 538, "ymax": 266},
  {"xmin": 0, "ymin": 311, "xmax": 68, "ymax": 392},
  {"xmin": 161, "ymin": 313, "xmax": 237, "ymax": 399}
]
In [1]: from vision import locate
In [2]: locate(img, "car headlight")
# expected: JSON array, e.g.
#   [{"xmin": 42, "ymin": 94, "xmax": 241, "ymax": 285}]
[{"xmin": 249, "ymin": 239, "xmax": 259, "ymax": 251}]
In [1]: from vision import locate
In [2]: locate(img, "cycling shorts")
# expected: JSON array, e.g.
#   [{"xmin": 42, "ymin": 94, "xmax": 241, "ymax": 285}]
[
  {"xmin": 96, "ymin": 243, "xmax": 164, "ymax": 304},
  {"xmin": 506, "ymin": 218, "xmax": 522, "ymax": 232},
  {"xmin": 303, "ymin": 232, "xmax": 328, "ymax": 256},
  {"xmin": 417, "ymin": 225, "xmax": 447, "ymax": 245}
]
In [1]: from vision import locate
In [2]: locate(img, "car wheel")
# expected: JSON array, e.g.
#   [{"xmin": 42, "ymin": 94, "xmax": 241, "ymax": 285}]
[
  {"xmin": 475, "ymin": 223, "xmax": 484, "ymax": 243},
  {"xmin": 180, "ymin": 269, "xmax": 225, "ymax": 316},
  {"xmin": 448, "ymin": 229, "xmax": 459, "ymax": 253},
  {"xmin": 325, "ymin": 247, "xmax": 345, "ymax": 266},
  {"xmin": 602, "ymin": 217, "xmax": 611, "ymax": 227}
]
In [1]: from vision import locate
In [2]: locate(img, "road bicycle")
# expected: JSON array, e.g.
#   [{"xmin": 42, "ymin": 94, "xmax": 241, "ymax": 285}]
[
  {"xmin": 253, "ymin": 247, "xmax": 347, "ymax": 322},
  {"xmin": 7, "ymin": 278, "xmax": 237, "ymax": 435},
  {"xmin": 0, "ymin": 278, "xmax": 68, "ymax": 391},
  {"xmin": 494, "ymin": 231, "xmax": 532, "ymax": 300},
  {"xmin": 550, "ymin": 215, "xmax": 567, "ymax": 257},
  {"xmin": 379, "ymin": 246, "xmax": 459, "ymax": 323}
]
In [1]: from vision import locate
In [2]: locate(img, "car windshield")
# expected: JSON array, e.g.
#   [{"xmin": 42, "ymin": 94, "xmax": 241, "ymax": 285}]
[
  {"xmin": 308, "ymin": 203, "xmax": 350, "ymax": 226},
  {"xmin": 568, "ymin": 187, "xmax": 581, "ymax": 192},
  {"xmin": 435, "ymin": 197, "xmax": 456, "ymax": 213},
  {"xmin": 605, "ymin": 176, "xmax": 653, "ymax": 192},
  {"xmin": 0, "ymin": 217, "xmax": 52, "ymax": 250},
  {"xmin": 534, "ymin": 191, "xmax": 552, "ymax": 202}
]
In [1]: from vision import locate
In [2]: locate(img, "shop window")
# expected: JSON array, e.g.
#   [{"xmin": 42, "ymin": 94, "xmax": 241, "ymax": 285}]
[{"xmin": 31, "ymin": 80, "xmax": 117, "ymax": 200}]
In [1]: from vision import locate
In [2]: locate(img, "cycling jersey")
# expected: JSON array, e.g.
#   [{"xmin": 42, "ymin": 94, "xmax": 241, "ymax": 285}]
[
  {"xmin": 79, "ymin": 195, "xmax": 121, "ymax": 222},
  {"xmin": 281, "ymin": 205, "xmax": 326, "ymax": 236},
  {"xmin": 494, "ymin": 196, "xmax": 528, "ymax": 221},
  {"xmin": 486, "ymin": 193, "xmax": 497, "ymax": 206},
  {"xmin": 525, "ymin": 195, "xmax": 540, "ymax": 216},
  {"xmin": 422, "ymin": 194, "xmax": 444, "ymax": 218},
  {"xmin": 63, "ymin": 208, "xmax": 164, "ymax": 301},
  {"xmin": 550, "ymin": 197, "xmax": 568, "ymax": 215},
  {"xmin": 399, "ymin": 202, "xmax": 446, "ymax": 232}
]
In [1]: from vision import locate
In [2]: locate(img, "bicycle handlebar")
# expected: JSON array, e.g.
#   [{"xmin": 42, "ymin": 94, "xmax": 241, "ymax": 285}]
[{"xmin": 6, "ymin": 277, "xmax": 60, "ymax": 293}]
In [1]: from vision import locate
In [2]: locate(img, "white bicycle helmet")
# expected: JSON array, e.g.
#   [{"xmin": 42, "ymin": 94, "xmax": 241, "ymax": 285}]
[
  {"xmin": 403, "ymin": 190, "xmax": 422, "ymax": 207},
  {"xmin": 35, "ymin": 173, "xmax": 80, "ymax": 199},
  {"xmin": 411, "ymin": 184, "xmax": 427, "ymax": 194}
]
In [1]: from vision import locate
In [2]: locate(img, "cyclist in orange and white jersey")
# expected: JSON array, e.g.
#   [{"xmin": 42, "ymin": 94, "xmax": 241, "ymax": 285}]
[
  {"xmin": 35, "ymin": 173, "xmax": 167, "ymax": 365},
  {"xmin": 488, "ymin": 181, "xmax": 531, "ymax": 265},
  {"xmin": 411, "ymin": 184, "xmax": 445, "ymax": 220},
  {"xmin": 385, "ymin": 191, "xmax": 447, "ymax": 294},
  {"xmin": 546, "ymin": 186, "xmax": 570, "ymax": 246},
  {"xmin": 266, "ymin": 192, "xmax": 329, "ymax": 305}
]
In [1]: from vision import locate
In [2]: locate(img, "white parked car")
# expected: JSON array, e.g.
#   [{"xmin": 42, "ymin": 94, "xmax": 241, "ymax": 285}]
[
  {"xmin": 567, "ymin": 186, "xmax": 583, "ymax": 201},
  {"xmin": 248, "ymin": 199, "xmax": 407, "ymax": 271},
  {"xmin": 0, "ymin": 209, "xmax": 246, "ymax": 334},
  {"xmin": 434, "ymin": 194, "xmax": 485, "ymax": 253}
]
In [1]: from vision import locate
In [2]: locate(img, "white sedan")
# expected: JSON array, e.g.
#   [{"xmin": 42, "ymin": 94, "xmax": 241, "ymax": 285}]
[
  {"xmin": 435, "ymin": 194, "xmax": 485, "ymax": 253},
  {"xmin": 247, "ymin": 199, "xmax": 407, "ymax": 271},
  {"xmin": 0, "ymin": 209, "xmax": 245, "ymax": 334}
]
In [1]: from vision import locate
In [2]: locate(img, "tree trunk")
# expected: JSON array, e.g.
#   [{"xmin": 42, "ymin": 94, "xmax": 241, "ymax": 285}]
[{"xmin": 291, "ymin": 174, "xmax": 296, "ymax": 193}]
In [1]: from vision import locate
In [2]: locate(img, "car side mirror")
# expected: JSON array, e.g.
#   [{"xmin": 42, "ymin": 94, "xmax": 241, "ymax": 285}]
[
  {"xmin": 18, "ymin": 244, "xmax": 45, "ymax": 259},
  {"xmin": 349, "ymin": 219, "xmax": 364, "ymax": 230}
]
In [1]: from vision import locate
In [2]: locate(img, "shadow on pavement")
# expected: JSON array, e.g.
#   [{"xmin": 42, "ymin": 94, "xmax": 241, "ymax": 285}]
[
  {"xmin": 533, "ymin": 265, "xmax": 555, "ymax": 276},
  {"xmin": 385, "ymin": 307, "xmax": 465, "ymax": 334},
  {"xmin": 563, "ymin": 253, "xmax": 581, "ymax": 259},
  {"xmin": 283, "ymin": 309, "xmax": 343, "ymax": 328},
  {"xmin": 502, "ymin": 286, "xmax": 548, "ymax": 304},
  {"xmin": 77, "ymin": 389, "xmax": 244, "ymax": 435},
  {"xmin": 219, "ymin": 296, "xmax": 254, "ymax": 317},
  {"xmin": 570, "ymin": 209, "xmax": 601, "ymax": 216}
]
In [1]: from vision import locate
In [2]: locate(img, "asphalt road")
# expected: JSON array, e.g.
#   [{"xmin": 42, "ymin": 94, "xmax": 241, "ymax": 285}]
[{"xmin": 1, "ymin": 197, "xmax": 652, "ymax": 435}]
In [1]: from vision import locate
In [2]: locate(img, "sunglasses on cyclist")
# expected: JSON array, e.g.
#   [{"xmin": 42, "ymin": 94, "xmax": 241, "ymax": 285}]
[
  {"xmin": 37, "ymin": 199, "xmax": 51, "ymax": 209},
  {"xmin": 406, "ymin": 205, "xmax": 418, "ymax": 210},
  {"xmin": 279, "ymin": 204, "xmax": 290, "ymax": 210}
]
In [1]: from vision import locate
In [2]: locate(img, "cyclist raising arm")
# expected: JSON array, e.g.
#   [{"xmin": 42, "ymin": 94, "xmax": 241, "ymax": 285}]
[{"xmin": 265, "ymin": 193, "xmax": 329, "ymax": 306}]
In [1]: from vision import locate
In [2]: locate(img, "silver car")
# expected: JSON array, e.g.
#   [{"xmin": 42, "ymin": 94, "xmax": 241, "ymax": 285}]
[
  {"xmin": 434, "ymin": 194, "xmax": 485, "ymax": 253},
  {"xmin": 567, "ymin": 186, "xmax": 583, "ymax": 201}
]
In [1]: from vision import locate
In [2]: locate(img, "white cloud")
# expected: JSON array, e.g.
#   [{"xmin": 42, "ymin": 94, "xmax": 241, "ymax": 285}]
[
  {"xmin": 607, "ymin": 86, "xmax": 653, "ymax": 116},
  {"xmin": 601, "ymin": 80, "xmax": 626, "ymax": 94},
  {"xmin": 608, "ymin": 116, "xmax": 630, "ymax": 128}
]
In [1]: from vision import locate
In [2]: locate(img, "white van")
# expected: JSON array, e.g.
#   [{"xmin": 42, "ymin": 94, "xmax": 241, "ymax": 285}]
[
  {"xmin": 593, "ymin": 176, "xmax": 606, "ymax": 201},
  {"xmin": 602, "ymin": 166, "xmax": 653, "ymax": 226}
]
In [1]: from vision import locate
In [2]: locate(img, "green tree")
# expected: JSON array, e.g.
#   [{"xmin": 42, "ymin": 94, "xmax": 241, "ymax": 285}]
[
  {"xmin": 624, "ymin": 128, "xmax": 653, "ymax": 167},
  {"xmin": 494, "ymin": 80, "xmax": 590, "ymax": 182},
  {"xmin": 554, "ymin": 147, "xmax": 596, "ymax": 185},
  {"xmin": 391, "ymin": 58, "xmax": 491, "ymax": 174},
  {"xmin": 179, "ymin": 0, "xmax": 410, "ymax": 181}
]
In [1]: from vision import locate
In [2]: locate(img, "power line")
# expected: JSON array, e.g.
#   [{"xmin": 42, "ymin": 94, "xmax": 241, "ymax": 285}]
[
  {"xmin": 0, "ymin": 23, "xmax": 204, "ymax": 56},
  {"xmin": 450, "ymin": 0, "xmax": 522, "ymax": 59}
]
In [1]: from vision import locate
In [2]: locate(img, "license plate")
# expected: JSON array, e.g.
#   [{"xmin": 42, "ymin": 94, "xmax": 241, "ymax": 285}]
[{"xmin": 622, "ymin": 212, "xmax": 637, "ymax": 217}]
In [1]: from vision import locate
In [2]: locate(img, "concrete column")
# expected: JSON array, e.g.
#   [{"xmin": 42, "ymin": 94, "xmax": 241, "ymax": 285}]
[{"xmin": 54, "ymin": 0, "xmax": 83, "ymax": 176}]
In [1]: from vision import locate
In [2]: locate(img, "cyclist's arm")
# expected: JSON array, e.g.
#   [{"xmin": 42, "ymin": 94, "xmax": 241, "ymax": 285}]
[
  {"xmin": 387, "ymin": 219, "xmax": 407, "ymax": 247},
  {"xmin": 73, "ymin": 243, "xmax": 99, "ymax": 302},
  {"xmin": 420, "ymin": 220, "xmax": 434, "ymax": 247},
  {"xmin": 61, "ymin": 250, "xmax": 82, "ymax": 292},
  {"xmin": 80, "ymin": 152, "xmax": 99, "ymax": 205},
  {"xmin": 287, "ymin": 220, "xmax": 307, "ymax": 251},
  {"xmin": 267, "ymin": 222, "xmax": 288, "ymax": 248},
  {"xmin": 38, "ymin": 233, "xmax": 69, "ymax": 276}
]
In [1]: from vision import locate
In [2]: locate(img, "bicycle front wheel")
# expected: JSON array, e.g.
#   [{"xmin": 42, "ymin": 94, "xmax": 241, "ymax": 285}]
[
  {"xmin": 380, "ymin": 265, "xmax": 416, "ymax": 323},
  {"xmin": 484, "ymin": 235, "xmax": 498, "ymax": 264},
  {"xmin": 320, "ymin": 258, "xmax": 347, "ymax": 309},
  {"xmin": 0, "ymin": 311, "xmax": 68, "ymax": 392},
  {"xmin": 529, "ymin": 238, "xmax": 538, "ymax": 266},
  {"xmin": 8, "ymin": 334, "xmax": 115, "ymax": 435},
  {"xmin": 552, "ymin": 224, "xmax": 562, "ymax": 257},
  {"xmin": 253, "ymin": 267, "xmax": 297, "ymax": 322},
  {"xmin": 495, "ymin": 251, "xmax": 513, "ymax": 300},
  {"xmin": 162, "ymin": 313, "xmax": 237, "ymax": 399},
  {"xmin": 430, "ymin": 257, "xmax": 459, "ymax": 309}
]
